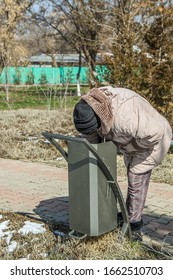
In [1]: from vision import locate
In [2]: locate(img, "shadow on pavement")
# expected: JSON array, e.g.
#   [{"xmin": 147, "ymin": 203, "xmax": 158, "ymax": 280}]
[{"xmin": 33, "ymin": 196, "xmax": 69, "ymax": 228}]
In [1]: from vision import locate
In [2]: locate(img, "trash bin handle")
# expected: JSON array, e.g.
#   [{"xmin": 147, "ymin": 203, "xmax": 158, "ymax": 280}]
[
  {"xmin": 42, "ymin": 132, "xmax": 94, "ymax": 162},
  {"xmin": 42, "ymin": 132, "xmax": 94, "ymax": 143}
]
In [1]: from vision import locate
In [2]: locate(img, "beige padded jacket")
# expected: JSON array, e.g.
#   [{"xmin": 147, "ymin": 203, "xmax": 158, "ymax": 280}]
[{"xmin": 81, "ymin": 86, "xmax": 172, "ymax": 174}]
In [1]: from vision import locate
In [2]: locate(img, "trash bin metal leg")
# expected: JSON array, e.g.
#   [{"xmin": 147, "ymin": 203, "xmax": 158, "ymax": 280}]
[{"xmin": 108, "ymin": 181, "xmax": 132, "ymax": 240}]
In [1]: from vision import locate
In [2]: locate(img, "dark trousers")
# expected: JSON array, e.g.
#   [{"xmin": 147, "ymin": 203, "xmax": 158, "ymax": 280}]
[{"xmin": 126, "ymin": 169, "xmax": 152, "ymax": 223}]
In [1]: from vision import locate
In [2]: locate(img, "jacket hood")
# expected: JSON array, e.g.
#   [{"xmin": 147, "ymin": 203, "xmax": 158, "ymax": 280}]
[{"xmin": 81, "ymin": 87, "xmax": 114, "ymax": 134}]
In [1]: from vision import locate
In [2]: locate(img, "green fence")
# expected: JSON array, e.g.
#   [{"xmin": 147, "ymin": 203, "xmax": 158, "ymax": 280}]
[
  {"xmin": 0, "ymin": 66, "xmax": 107, "ymax": 85},
  {"xmin": 59, "ymin": 66, "xmax": 88, "ymax": 84},
  {"xmin": 0, "ymin": 67, "xmax": 61, "ymax": 85}
]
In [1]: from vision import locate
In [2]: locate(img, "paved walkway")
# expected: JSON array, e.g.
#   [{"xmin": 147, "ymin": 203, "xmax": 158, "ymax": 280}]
[{"xmin": 0, "ymin": 158, "xmax": 173, "ymax": 254}]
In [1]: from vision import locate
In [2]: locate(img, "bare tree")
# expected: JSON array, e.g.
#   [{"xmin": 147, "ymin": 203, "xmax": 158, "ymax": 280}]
[
  {"xmin": 0, "ymin": 0, "xmax": 34, "ymax": 101},
  {"xmin": 29, "ymin": 0, "xmax": 113, "ymax": 88}
]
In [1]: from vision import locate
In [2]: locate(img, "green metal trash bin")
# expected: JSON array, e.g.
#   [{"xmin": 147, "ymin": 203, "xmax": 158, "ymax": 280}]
[
  {"xmin": 42, "ymin": 132, "xmax": 131, "ymax": 240},
  {"xmin": 68, "ymin": 140, "xmax": 117, "ymax": 236}
]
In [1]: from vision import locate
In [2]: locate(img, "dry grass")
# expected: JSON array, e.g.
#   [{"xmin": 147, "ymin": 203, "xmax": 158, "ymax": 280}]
[
  {"xmin": 0, "ymin": 109, "xmax": 172, "ymax": 260},
  {"xmin": 0, "ymin": 210, "xmax": 168, "ymax": 260},
  {"xmin": 0, "ymin": 108, "xmax": 75, "ymax": 165},
  {"xmin": 0, "ymin": 210, "xmax": 56, "ymax": 260}
]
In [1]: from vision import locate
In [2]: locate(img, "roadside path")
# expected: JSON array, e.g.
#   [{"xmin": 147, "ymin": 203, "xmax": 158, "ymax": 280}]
[{"xmin": 0, "ymin": 158, "xmax": 173, "ymax": 254}]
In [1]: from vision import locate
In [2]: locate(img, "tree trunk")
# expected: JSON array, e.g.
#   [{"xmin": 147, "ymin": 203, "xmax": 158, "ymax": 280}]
[
  {"xmin": 76, "ymin": 52, "xmax": 82, "ymax": 96},
  {"xmin": 5, "ymin": 67, "xmax": 10, "ymax": 102}
]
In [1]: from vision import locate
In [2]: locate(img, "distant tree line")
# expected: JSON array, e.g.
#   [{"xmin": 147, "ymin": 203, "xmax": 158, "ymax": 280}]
[{"xmin": 0, "ymin": 0, "xmax": 172, "ymax": 126}]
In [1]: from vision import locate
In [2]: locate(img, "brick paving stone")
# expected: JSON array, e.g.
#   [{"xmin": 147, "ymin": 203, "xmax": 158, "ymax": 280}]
[
  {"xmin": 163, "ymin": 221, "xmax": 173, "ymax": 232},
  {"xmin": 148, "ymin": 203, "xmax": 169, "ymax": 209},
  {"xmin": 147, "ymin": 207, "xmax": 168, "ymax": 216},
  {"xmin": 154, "ymin": 227, "xmax": 171, "ymax": 238},
  {"xmin": 164, "ymin": 235, "xmax": 173, "ymax": 245},
  {"xmin": 152, "ymin": 216, "xmax": 172, "ymax": 225},
  {"xmin": 143, "ymin": 214, "xmax": 156, "ymax": 224},
  {"xmin": 144, "ymin": 221, "xmax": 162, "ymax": 231}
]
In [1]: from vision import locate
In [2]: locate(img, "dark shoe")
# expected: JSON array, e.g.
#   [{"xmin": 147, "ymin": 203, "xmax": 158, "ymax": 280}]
[
  {"xmin": 130, "ymin": 220, "xmax": 143, "ymax": 242},
  {"xmin": 130, "ymin": 219, "xmax": 143, "ymax": 232},
  {"xmin": 117, "ymin": 213, "xmax": 143, "ymax": 241}
]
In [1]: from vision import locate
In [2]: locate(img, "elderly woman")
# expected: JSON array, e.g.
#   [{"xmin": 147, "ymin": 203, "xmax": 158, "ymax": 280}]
[{"xmin": 73, "ymin": 86, "xmax": 172, "ymax": 237}]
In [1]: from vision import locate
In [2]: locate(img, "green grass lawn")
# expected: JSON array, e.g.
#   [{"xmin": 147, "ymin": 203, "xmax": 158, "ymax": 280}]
[{"xmin": 0, "ymin": 85, "xmax": 85, "ymax": 110}]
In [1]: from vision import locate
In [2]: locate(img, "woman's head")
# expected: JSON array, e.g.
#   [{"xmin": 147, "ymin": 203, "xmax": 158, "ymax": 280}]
[{"xmin": 73, "ymin": 99, "xmax": 101, "ymax": 134}]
